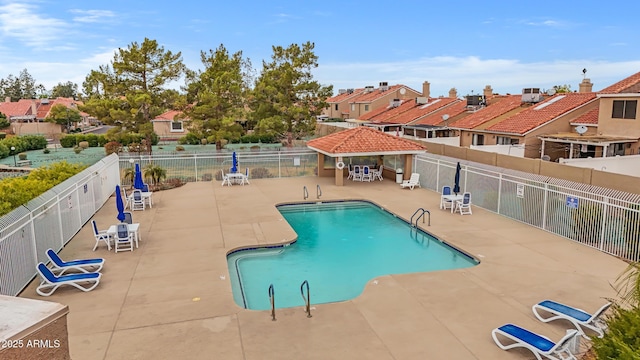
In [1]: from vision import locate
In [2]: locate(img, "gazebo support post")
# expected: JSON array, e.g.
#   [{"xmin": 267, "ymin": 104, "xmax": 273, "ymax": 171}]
[{"xmin": 335, "ymin": 156, "xmax": 344, "ymax": 186}]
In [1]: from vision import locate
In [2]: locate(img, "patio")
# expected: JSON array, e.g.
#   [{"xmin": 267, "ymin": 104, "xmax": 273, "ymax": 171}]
[{"xmin": 20, "ymin": 176, "xmax": 627, "ymax": 360}]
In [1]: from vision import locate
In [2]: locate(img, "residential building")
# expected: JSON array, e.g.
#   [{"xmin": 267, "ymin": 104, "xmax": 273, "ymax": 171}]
[
  {"xmin": 150, "ymin": 110, "xmax": 189, "ymax": 140},
  {"xmin": 0, "ymin": 97, "xmax": 92, "ymax": 137}
]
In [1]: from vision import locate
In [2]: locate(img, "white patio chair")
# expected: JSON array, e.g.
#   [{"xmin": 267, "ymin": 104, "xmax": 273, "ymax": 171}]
[
  {"xmin": 91, "ymin": 220, "xmax": 112, "ymax": 251},
  {"xmin": 114, "ymin": 223, "xmax": 134, "ymax": 253},
  {"xmin": 440, "ymin": 186, "xmax": 453, "ymax": 210},
  {"xmin": 400, "ymin": 173, "xmax": 420, "ymax": 190},
  {"xmin": 373, "ymin": 165, "xmax": 384, "ymax": 181},
  {"xmin": 221, "ymin": 169, "xmax": 231, "ymax": 186},
  {"xmin": 352, "ymin": 165, "xmax": 362, "ymax": 181},
  {"xmin": 361, "ymin": 166, "xmax": 373, "ymax": 182},
  {"xmin": 131, "ymin": 189, "xmax": 146, "ymax": 211},
  {"xmin": 455, "ymin": 192, "xmax": 472, "ymax": 215}
]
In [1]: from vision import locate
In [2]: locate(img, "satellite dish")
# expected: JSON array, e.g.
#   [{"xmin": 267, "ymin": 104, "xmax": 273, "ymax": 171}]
[
  {"xmin": 442, "ymin": 114, "xmax": 450, "ymax": 121},
  {"xmin": 399, "ymin": 88, "xmax": 406, "ymax": 95},
  {"xmin": 575, "ymin": 125, "xmax": 588, "ymax": 135},
  {"xmin": 546, "ymin": 88, "xmax": 556, "ymax": 96}
]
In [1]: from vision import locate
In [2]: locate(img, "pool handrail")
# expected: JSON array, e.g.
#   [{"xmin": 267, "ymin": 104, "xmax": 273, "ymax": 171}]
[
  {"xmin": 316, "ymin": 184, "xmax": 322, "ymax": 199},
  {"xmin": 300, "ymin": 280, "xmax": 312, "ymax": 318},
  {"xmin": 410, "ymin": 208, "xmax": 431, "ymax": 227},
  {"xmin": 303, "ymin": 186, "xmax": 309, "ymax": 200},
  {"xmin": 268, "ymin": 284, "xmax": 276, "ymax": 321}
]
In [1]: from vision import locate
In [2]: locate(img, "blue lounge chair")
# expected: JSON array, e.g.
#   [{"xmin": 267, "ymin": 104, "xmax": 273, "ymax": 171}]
[
  {"xmin": 46, "ymin": 249, "xmax": 104, "ymax": 275},
  {"xmin": 533, "ymin": 300, "xmax": 611, "ymax": 339},
  {"xmin": 492, "ymin": 323, "xmax": 579, "ymax": 360},
  {"xmin": 36, "ymin": 263, "xmax": 101, "ymax": 296}
]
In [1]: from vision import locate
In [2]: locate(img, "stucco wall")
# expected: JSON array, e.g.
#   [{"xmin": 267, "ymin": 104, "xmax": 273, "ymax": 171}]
[
  {"xmin": 11, "ymin": 122, "xmax": 61, "ymax": 137},
  {"xmin": 598, "ymin": 96, "xmax": 640, "ymax": 137}
]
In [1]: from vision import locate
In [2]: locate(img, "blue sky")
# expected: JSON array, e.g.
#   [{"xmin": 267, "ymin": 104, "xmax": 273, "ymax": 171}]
[{"xmin": 1, "ymin": 0, "xmax": 639, "ymax": 97}]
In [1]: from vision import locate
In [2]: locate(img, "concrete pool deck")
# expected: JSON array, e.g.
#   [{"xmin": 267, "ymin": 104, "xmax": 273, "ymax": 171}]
[{"xmin": 20, "ymin": 177, "xmax": 628, "ymax": 360}]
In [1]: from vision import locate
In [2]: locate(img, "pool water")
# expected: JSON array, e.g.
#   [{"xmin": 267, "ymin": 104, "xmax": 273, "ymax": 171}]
[{"xmin": 227, "ymin": 201, "xmax": 477, "ymax": 310}]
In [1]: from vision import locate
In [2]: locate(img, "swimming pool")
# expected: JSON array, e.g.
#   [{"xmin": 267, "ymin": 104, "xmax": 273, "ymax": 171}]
[{"xmin": 227, "ymin": 201, "xmax": 478, "ymax": 310}]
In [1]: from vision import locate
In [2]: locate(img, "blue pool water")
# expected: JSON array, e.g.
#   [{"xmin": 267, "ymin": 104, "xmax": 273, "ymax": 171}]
[{"xmin": 227, "ymin": 201, "xmax": 478, "ymax": 310}]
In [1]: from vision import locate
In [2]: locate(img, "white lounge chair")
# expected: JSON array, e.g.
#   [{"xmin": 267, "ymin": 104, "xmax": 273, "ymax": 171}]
[
  {"xmin": 533, "ymin": 300, "xmax": 611, "ymax": 339},
  {"xmin": 400, "ymin": 173, "xmax": 420, "ymax": 190},
  {"xmin": 36, "ymin": 262, "xmax": 101, "ymax": 296},
  {"xmin": 492, "ymin": 323, "xmax": 580, "ymax": 360},
  {"xmin": 91, "ymin": 220, "xmax": 112, "ymax": 251},
  {"xmin": 46, "ymin": 249, "xmax": 104, "ymax": 275},
  {"xmin": 455, "ymin": 192, "xmax": 472, "ymax": 215}
]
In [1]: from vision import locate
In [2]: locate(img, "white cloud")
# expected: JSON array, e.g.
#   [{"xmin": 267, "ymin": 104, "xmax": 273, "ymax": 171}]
[
  {"xmin": 69, "ymin": 9, "xmax": 116, "ymax": 23},
  {"xmin": 0, "ymin": 2, "xmax": 68, "ymax": 47},
  {"xmin": 314, "ymin": 56, "xmax": 640, "ymax": 97}
]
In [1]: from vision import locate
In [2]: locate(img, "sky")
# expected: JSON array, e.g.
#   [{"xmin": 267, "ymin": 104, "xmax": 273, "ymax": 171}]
[{"xmin": 1, "ymin": 0, "xmax": 640, "ymax": 98}]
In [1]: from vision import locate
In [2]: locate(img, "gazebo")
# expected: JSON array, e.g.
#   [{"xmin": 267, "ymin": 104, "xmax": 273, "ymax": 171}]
[{"xmin": 307, "ymin": 126, "xmax": 427, "ymax": 186}]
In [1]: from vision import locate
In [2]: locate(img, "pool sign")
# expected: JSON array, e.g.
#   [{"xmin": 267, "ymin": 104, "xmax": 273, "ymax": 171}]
[
  {"xmin": 566, "ymin": 196, "xmax": 579, "ymax": 209},
  {"xmin": 516, "ymin": 183, "xmax": 525, "ymax": 198}
]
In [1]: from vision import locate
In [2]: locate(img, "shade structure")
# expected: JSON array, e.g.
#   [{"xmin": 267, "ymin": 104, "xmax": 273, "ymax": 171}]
[
  {"xmin": 134, "ymin": 163, "xmax": 145, "ymax": 190},
  {"xmin": 231, "ymin": 152, "xmax": 238, "ymax": 173},
  {"xmin": 453, "ymin": 162, "xmax": 461, "ymax": 195},
  {"xmin": 115, "ymin": 185, "xmax": 126, "ymax": 222}
]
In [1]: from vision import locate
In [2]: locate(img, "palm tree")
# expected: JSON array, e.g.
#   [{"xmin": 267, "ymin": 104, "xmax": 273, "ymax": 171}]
[
  {"xmin": 143, "ymin": 164, "xmax": 167, "ymax": 189},
  {"xmin": 122, "ymin": 167, "xmax": 135, "ymax": 187}
]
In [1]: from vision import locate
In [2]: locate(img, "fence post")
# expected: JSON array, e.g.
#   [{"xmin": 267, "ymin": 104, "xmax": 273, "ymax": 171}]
[
  {"xmin": 542, "ymin": 183, "xmax": 548, "ymax": 230},
  {"xmin": 278, "ymin": 152, "xmax": 282, "ymax": 178},
  {"xmin": 435, "ymin": 159, "xmax": 440, "ymax": 191},
  {"xmin": 194, "ymin": 155, "xmax": 198, "ymax": 182},
  {"xmin": 497, "ymin": 173, "xmax": 502, "ymax": 214},
  {"xmin": 599, "ymin": 197, "xmax": 608, "ymax": 252}
]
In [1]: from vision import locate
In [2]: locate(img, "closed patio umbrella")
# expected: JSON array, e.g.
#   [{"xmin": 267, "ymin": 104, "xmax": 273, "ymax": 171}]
[
  {"xmin": 231, "ymin": 152, "xmax": 238, "ymax": 173},
  {"xmin": 453, "ymin": 162, "xmax": 461, "ymax": 195},
  {"xmin": 134, "ymin": 163, "xmax": 145, "ymax": 190},
  {"xmin": 115, "ymin": 185, "xmax": 126, "ymax": 222}
]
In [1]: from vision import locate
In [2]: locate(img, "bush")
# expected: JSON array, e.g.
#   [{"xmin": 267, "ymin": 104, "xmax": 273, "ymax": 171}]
[
  {"xmin": 592, "ymin": 305, "xmax": 640, "ymax": 359},
  {"xmin": 73, "ymin": 146, "xmax": 82, "ymax": 154},
  {"xmin": 250, "ymin": 167, "xmax": 272, "ymax": 179},
  {"xmin": 178, "ymin": 132, "xmax": 201, "ymax": 145},
  {"xmin": 175, "ymin": 145, "xmax": 185, "ymax": 151},
  {"xmin": 0, "ymin": 132, "xmax": 5, "ymax": 140},
  {"xmin": 104, "ymin": 141, "xmax": 122, "ymax": 155},
  {"xmin": 43, "ymin": 148, "xmax": 50, "ymax": 154},
  {"xmin": 18, "ymin": 153, "xmax": 27, "ymax": 160},
  {"xmin": 78, "ymin": 141, "xmax": 89, "ymax": 149}
]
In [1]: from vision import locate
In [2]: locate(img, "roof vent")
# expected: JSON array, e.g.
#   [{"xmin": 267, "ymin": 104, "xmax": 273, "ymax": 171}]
[
  {"xmin": 415, "ymin": 97, "xmax": 428, "ymax": 105},
  {"xmin": 347, "ymin": 88, "xmax": 354, "ymax": 94},
  {"xmin": 379, "ymin": 82, "xmax": 389, "ymax": 91},
  {"xmin": 41, "ymin": 98, "xmax": 50, "ymax": 104},
  {"xmin": 338, "ymin": 89, "xmax": 347, "ymax": 94},
  {"xmin": 364, "ymin": 86, "xmax": 375, "ymax": 93},
  {"xmin": 390, "ymin": 98, "xmax": 401, "ymax": 108},
  {"xmin": 522, "ymin": 88, "xmax": 543, "ymax": 103},
  {"xmin": 466, "ymin": 95, "xmax": 483, "ymax": 106}
]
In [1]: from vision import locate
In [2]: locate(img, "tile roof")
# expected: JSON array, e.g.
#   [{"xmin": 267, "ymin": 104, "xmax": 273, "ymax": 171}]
[
  {"xmin": 570, "ymin": 107, "xmax": 599, "ymax": 125},
  {"xmin": 487, "ymin": 92, "xmax": 597, "ymax": 135},
  {"xmin": 363, "ymin": 98, "xmax": 417, "ymax": 122},
  {"xmin": 307, "ymin": 126, "xmax": 427, "ymax": 155},
  {"xmin": 388, "ymin": 98, "xmax": 459, "ymax": 125},
  {"xmin": 411, "ymin": 100, "xmax": 468, "ymax": 126},
  {"xmin": 598, "ymin": 71, "xmax": 640, "ymax": 94},
  {"xmin": 349, "ymin": 85, "xmax": 413, "ymax": 103},
  {"xmin": 0, "ymin": 100, "xmax": 32, "ymax": 117},
  {"xmin": 152, "ymin": 110, "xmax": 186, "ymax": 121},
  {"xmin": 451, "ymin": 95, "xmax": 523, "ymax": 129},
  {"xmin": 327, "ymin": 88, "xmax": 364, "ymax": 103}
]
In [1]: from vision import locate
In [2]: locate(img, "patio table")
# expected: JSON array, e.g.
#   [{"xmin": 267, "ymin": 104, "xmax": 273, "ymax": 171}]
[{"xmin": 106, "ymin": 223, "xmax": 141, "ymax": 248}]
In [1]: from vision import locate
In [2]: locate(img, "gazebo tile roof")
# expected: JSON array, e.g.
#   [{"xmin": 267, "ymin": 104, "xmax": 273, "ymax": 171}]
[{"xmin": 307, "ymin": 126, "xmax": 426, "ymax": 155}]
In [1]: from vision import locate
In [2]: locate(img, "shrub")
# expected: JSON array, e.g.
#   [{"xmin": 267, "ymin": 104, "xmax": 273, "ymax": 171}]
[
  {"xmin": 78, "ymin": 141, "xmax": 89, "ymax": 149},
  {"xmin": 201, "ymin": 138, "xmax": 208, "ymax": 145},
  {"xmin": 592, "ymin": 305, "xmax": 640, "ymax": 359},
  {"xmin": 0, "ymin": 132, "xmax": 5, "ymax": 140},
  {"xmin": 250, "ymin": 167, "xmax": 271, "ymax": 179},
  {"xmin": 18, "ymin": 152, "xmax": 27, "ymax": 160},
  {"xmin": 175, "ymin": 145, "xmax": 185, "ymax": 151},
  {"xmin": 43, "ymin": 148, "xmax": 50, "ymax": 154},
  {"xmin": 178, "ymin": 133, "xmax": 201, "ymax": 145},
  {"xmin": 73, "ymin": 146, "xmax": 82, "ymax": 154},
  {"xmin": 104, "ymin": 141, "xmax": 122, "ymax": 155},
  {"xmin": 60, "ymin": 135, "xmax": 77, "ymax": 148}
]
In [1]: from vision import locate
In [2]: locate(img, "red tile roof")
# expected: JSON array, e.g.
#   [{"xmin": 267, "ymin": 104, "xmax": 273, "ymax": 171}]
[
  {"xmin": 388, "ymin": 98, "xmax": 459, "ymax": 125},
  {"xmin": 452, "ymin": 95, "xmax": 523, "ymax": 129},
  {"xmin": 349, "ymin": 85, "xmax": 414, "ymax": 103},
  {"xmin": 363, "ymin": 98, "xmax": 417, "ymax": 122},
  {"xmin": 307, "ymin": 126, "xmax": 427, "ymax": 155},
  {"xmin": 487, "ymin": 92, "xmax": 597, "ymax": 135},
  {"xmin": 152, "ymin": 110, "xmax": 186, "ymax": 121},
  {"xmin": 0, "ymin": 100, "xmax": 32, "ymax": 117},
  {"xmin": 412, "ymin": 100, "xmax": 468, "ymax": 126},
  {"xmin": 570, "ymin": 107, "xmax": 599, "ymax": 125},
  {"xmin": 598, "ymin": 71, "xmax": 640, "ymax": 93},
  {"xmin": 327, "ymin": 88, "xmax": 364, "ymax": 103}
]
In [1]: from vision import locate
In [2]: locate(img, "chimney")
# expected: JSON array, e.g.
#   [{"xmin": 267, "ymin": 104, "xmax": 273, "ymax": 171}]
[
  {"xmin": 483, "ymin": 85, "xmax": 493, "ymax": 99},
  {"xmin": 4, "ymin": 97, "xmax": 10, "ymax": 103},
  {"xmin": 448, "ymin": 88, "xmax": 457, "ymax": 98},
  {"xmin": 31, "ymin": 99, "xmax": 37, "ymax": 116},
  {"xmin": 579, "ymin": 78, "xmax": 593, "ymax": 93},
  {"xmin": 422, "ymin": 81, "xmax": 430, "ymax": 99}
]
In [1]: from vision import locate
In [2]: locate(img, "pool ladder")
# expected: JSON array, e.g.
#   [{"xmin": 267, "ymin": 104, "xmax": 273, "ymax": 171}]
[
  {"xmin": 267, "ymin": 281, "xmax": 312, "ymax": 321},
  {"xmin": 303, "ymin": 185, "xmax": 322, "ymax": 200},
  {"xmin": 410, "ymin": 208, "xmax": 431, "ymax": 227}
]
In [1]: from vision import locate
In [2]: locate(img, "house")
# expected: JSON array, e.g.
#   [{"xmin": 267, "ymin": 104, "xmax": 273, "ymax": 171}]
[
  {"xmin": 538, "ymin": 73, "xmax": 640, "ymax": 160},
  {"xmin": 325, "ymin": 88, "xmax": 364, "ymax": 119},
  {"xmin": 0, "ymin": 97, "xmax": 92, "ymax": 137},
  {"xmin": 150, "ymin": 110, "xmax": 189, "ymax": 140}
]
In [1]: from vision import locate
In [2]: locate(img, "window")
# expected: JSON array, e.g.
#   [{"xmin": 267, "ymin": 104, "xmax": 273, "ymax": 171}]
[
  {"xmin": 612, "ymin": 100, "xmax": 637, "ymax": 119},
  {"xmin": 472, "ymin": 134, "xmax": 484, "ymax": 145},
  {"xmin": 334, "ymin": 104, "xmax": 338, "ymax": 111},
  {"xmin": 170, "ymin": 121, "xmax": 183, "ymax": 132},
  {"xmin": 496, "ymin": 136, "xmax": 519, "ymax": 145},
  {"xmin": 364, "ymin": 104, "xmax": 369, "ymax": 111},
  {"xmin": 351, "ymin": 104, "xmax": 355, "ymax": 111}
]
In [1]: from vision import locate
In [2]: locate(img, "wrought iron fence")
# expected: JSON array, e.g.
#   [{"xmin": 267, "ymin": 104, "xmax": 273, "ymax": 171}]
[
  {"xmin": 0, "ymin": 154, "xmax": 120, "ymax": 296},
  {"xmin": 414, "ymin": 153, "xmax": 640, "ymax": 262}
]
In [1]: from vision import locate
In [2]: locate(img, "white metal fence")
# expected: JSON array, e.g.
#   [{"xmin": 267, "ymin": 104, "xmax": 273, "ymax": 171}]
[
  {"xmin": 0, "ymin": 154, "xmax": 120, "ymax": 296},
  {"xmin": 118, "ymin": 150, "xmax": 318, "ymax": 185},
  {"xmin": 414, "ymin": 153, "xmax": 640, "ymax": 262}
]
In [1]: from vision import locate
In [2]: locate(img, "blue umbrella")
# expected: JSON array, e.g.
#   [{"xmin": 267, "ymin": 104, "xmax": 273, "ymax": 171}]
[
  {"xmin": 231, "ymin": 152, "xmax": 238, "ymax": 173},
  {"xmin": 134, "ymin": 163, "xmax": 145, "ymax": 190},
  {"xmin": 453, "ymin": 162, "xmax": 461, "ymax": 195},
  {"xmin": 115, "ymin": 185, "xmax": 126, "ymax": 222}
]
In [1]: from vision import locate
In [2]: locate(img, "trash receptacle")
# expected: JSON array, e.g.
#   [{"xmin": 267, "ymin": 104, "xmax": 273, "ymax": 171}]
[{"xmin": 395, "ymin": 168, "xmax": 403, "ymax": 184}]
